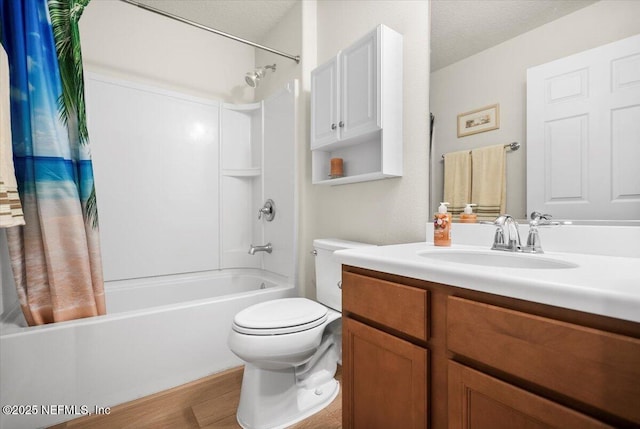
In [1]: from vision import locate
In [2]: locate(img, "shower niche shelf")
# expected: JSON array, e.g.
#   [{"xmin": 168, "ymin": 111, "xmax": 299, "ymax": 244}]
[
  {"xmin": 222, "ymin": 168, "xmax": 261, "ymax": 177},
  {"xmin": 221, "ymin": 103, "xmax": 263, "ymax": 269},
  {"xmin": 310, "ymin": 24, "xmax": 403, "ymax": 186}
]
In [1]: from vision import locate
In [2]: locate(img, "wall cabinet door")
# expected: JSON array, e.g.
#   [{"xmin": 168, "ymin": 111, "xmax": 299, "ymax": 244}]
[
  {"xmin": 310, "ymin": 29, "xmax": 380, "ymax": 150},
  {"xmin": 448, "ymin": 361, "xmax": 613, "ymax": 429},
  {"xmin": 339, "ymin": 29, "xmax": 379, "ymax": 141},
  {"xmin": 310, "ymin": 57, "xmax": 339, "ymax": 149},
  {"xmin": 343, "ymin": 317, "xmax": 427, "ymax": 429}
]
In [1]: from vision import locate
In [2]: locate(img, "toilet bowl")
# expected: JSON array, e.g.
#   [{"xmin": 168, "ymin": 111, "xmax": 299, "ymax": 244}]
[{"xmin": 227, "ymin": 239, "xmax": 373, "ymax": 429}]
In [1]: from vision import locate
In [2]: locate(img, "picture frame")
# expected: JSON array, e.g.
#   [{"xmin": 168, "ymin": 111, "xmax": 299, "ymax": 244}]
[{"xmin": 457, "ymin": 103, "xmax": 500, "ymax": 137}]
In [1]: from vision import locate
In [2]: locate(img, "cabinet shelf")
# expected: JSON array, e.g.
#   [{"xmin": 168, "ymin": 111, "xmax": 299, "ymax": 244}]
[{"xmin": 313, "ymin": 172, "xmax": 391, "ymax": 186}]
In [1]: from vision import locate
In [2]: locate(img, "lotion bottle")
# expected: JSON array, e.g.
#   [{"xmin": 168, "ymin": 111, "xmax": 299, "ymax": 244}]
[
  {"xmin": 459, "ymin": 203, "xmax": 478, "ymax": 223},
  {"xmin": 434, "ymin": 202, "xmax": 451, "ymax": 246}
]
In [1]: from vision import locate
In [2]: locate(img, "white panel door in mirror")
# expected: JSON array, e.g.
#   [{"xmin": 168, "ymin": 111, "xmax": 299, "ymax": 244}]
[{"xmin": 527, "ymin": 34, "xmax": 640, "ymax": 220}]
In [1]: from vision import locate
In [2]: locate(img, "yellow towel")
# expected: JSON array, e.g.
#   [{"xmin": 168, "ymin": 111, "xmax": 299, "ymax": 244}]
[
  {"xmin": 443, "ymin": 150, "xmax": 471, "ymax": 216},
  {"xmin": 471, "ymin": 144, "xmax": 506, "ymax": 220},
  {"xmin": 0, "ymin": 44, "xmax": 25, "ymax": 228}
]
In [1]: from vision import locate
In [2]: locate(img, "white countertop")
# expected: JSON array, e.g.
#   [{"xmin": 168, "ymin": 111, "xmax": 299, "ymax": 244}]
[{"xmin": 334, "ymin": 242, "xmax": 640, "ymax": 323}]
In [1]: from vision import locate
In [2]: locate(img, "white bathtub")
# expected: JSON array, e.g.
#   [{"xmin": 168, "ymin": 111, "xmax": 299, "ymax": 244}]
[{"xmin": 0, "ymin": 269, "xmax": 295, "ymax": 429}]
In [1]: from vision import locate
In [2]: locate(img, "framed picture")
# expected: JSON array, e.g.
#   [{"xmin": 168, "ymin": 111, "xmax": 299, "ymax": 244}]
[{"xmin": 457, "ymin": 103, "xmax": 500, "ymax": 137}]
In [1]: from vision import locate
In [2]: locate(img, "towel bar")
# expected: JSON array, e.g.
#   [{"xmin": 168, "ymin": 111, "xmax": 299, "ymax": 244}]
[{"xmin": 441, "ymin": 142, "xmax": 520, "ymax": 160}]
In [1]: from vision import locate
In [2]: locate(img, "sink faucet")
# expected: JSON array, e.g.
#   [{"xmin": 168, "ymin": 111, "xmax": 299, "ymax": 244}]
[
  {"xmin": 483, "ymin": 215, "xmax": 522, "ymax": 252},
  {"xmin": 249, "ymin": 242, "xmax": 272, "ymax": 255}
]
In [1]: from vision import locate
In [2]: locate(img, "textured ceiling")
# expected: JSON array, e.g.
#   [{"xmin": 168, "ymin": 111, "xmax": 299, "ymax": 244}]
[
  {"xmin": 431, "ymin": 0, "xmax": 598, "ymax": 71},
  {"xmin": 129, "ymin": 0, "xmax": 598, "ymax": 71}
]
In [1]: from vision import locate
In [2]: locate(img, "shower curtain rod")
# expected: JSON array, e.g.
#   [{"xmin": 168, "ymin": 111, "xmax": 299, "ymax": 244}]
[{"xmin": 120, "ymin": 0, "xmax": 301, "ymax": 64}]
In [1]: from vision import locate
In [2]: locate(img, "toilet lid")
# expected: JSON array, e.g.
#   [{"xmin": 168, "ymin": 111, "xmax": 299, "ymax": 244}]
[{"xmin": 233, "ymin": 298, "xmax": 328, "ymax": 335}]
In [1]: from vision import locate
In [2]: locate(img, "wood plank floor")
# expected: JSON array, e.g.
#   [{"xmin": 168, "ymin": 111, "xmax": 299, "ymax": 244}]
[{"xmin": 49, "ymin": 366, "xmax": 342, "ymax": 429}]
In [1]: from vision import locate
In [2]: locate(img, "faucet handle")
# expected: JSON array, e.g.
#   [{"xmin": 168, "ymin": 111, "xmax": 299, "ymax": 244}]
[
  {"xmin": 530, "ymin": 211, "xmax": 552, "ymax": 222},
  {"xmin": 258, "ymin": 199, "xmax": 276, "ymax": 221},
  {"xmin": 530, "ymin": 211, "xmax": 562, "ymax": 227}
]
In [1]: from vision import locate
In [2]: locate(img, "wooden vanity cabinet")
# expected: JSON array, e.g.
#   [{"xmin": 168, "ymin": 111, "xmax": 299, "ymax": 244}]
[
  {"xmin": 342, "ymin": 271, "xmax": 429, "ymax": 429},
  {"xmin": 341, "ymin": 266, "xmax": 640, "ymax": 429}
]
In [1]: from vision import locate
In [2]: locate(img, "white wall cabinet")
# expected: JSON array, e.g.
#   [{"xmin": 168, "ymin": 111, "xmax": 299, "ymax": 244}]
[{"xmin": 311, "ymin": 25, "xmax": 403, "ymax": 185}]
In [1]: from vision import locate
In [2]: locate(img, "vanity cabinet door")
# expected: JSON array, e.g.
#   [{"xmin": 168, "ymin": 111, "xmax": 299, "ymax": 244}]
[
  {"xmin": 448, "ymin": 361, "xmax": 613, "ymax": 429},
  {"xmin": 343, "ymin": 317, "xmax": 428, "ymax": 429}
]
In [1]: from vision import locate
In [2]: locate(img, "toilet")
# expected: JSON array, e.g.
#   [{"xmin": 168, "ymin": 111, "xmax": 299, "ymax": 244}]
[{"xmin": 228, "ymin": 238, "xmax": 373, "ymax": 429}]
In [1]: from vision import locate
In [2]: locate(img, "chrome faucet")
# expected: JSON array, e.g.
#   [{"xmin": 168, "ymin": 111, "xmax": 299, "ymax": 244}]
[
  {"xmin": 248, "ymin": 242, "xmax": 272, "ymax": 255},
  {"xmin": 483, "ymin": 215, "xmax": 522, "ymax": 252}
]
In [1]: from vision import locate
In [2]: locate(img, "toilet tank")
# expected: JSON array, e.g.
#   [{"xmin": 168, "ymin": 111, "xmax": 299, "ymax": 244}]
[{"xmin": 313, "ymin": 238, "xmax": 375, "ymax": 312}]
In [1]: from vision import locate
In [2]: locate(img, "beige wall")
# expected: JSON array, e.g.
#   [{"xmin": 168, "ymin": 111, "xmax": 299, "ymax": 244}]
[
  {"xmin": 430, "ymin": 0, "xmax": 640, "ymax": 219},
  {"xmin": 302, "ymin": 1, "xmax": 431, "ymax": 298},
  {"xmin": 80, "ymin": 0, "xmax": 255, "ymax": 103}
]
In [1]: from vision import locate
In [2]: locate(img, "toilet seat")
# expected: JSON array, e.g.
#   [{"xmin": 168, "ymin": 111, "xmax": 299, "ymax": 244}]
[{"xmin": 232, "ymin": 298, "xmax": 328, "ymax": 336}]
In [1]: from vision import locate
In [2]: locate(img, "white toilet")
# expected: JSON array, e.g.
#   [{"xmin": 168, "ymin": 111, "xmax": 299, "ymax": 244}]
[{"xmin": 228, "ymin": 238, "xmax": 373, "ymax": 429}]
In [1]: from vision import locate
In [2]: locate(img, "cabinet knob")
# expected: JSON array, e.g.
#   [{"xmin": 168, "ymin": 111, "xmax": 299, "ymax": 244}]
[
  {"xmin": 331, "ymin": 123, "xmax": 337, "ymax": 130},
  {"xmin": 339, "ymin": 121, "xmax": 344, "ymax": 128}
]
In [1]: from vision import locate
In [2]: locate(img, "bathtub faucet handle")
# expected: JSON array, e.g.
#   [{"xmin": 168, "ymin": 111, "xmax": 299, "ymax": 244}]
[{"xmin": 258, "ymin": 199, "xmax": 276, "ymax": 221}]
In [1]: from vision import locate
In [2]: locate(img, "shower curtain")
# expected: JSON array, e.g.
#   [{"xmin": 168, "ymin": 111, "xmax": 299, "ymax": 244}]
[{"xmin": 0, "ymin": 0, "xmax": 105, "ymax": 325}]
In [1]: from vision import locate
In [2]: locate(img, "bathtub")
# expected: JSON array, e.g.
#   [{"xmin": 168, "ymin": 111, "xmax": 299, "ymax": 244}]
[{"xmin": 0, "ymin": 269, "xmax": 295, "ymax": 429}]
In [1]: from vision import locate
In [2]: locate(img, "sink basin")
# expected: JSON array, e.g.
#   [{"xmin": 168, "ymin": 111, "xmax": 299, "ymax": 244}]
[{"xmin": 418, "ymin": 249, "xmax": 578, "ymax": 269}]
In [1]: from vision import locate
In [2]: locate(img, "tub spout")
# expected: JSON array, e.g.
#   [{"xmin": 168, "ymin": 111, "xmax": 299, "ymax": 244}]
[{"xmin": 249, "ymin": 243, "xmax": 272, "ymax": 255}]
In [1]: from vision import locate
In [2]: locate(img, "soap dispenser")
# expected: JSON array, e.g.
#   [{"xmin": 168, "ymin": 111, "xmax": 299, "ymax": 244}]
[
  {"xmin": 434, "ymin": 202, "xmax": 451, "ymax": 246},
  {"xmin": 460, "ymin": 203, "xmax": 478, "ymax": 223}
]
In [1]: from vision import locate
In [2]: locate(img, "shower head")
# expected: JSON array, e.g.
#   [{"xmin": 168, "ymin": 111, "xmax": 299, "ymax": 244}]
[{"xmin": 245, "ymin": 64, "xmax": 276, "ymax": 88}]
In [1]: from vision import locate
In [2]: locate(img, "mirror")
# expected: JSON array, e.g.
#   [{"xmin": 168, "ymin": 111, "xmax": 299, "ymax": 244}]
[{"xmin": 429, "ymin": 0, "xmax": 640, "ymax": 222}]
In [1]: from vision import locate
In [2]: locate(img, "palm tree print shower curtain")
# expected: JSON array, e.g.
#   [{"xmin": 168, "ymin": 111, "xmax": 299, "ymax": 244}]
[{"xmin": 1, "ymin": 0, "xmax": 105, "ymax": 325}]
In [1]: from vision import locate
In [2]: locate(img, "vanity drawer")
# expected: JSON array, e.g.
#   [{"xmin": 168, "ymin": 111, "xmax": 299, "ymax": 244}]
[
  {"xmin": 342, "ymin": 271, "xmax": 429, "ymax": 341},
  {"xmin": 447, "ymin": 296, "xmax": 640, "ymax": 424}
]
